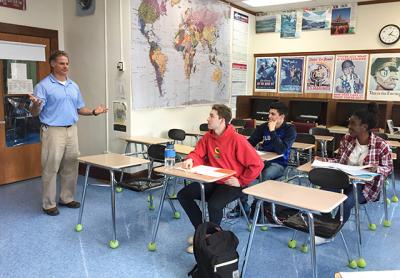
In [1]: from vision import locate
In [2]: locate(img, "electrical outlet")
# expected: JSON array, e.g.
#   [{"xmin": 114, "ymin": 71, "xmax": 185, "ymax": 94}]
[{"xmin": 117, "ymin": 61, "xmax": 124, "ymax": 71}]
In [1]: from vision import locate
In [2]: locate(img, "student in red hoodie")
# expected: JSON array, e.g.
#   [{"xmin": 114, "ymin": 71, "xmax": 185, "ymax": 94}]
[{"xmin": 177, "ymin": 104, "xmax": 264, "ymax": 252}]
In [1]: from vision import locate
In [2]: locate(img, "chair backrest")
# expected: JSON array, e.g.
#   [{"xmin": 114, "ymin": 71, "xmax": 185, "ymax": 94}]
[
  {"xmin": 308, "ymin": 168, "xmax": 350, "ymax": 191},
  {"xmin": 295, "ymin": 133, "xmax": 315, "ymax": 144},
  {"xmin": 309, "ymin": 127, "xmax": 331, "ymax": 136},
  {"xmin": 168, "ymin": 128, "xmax": 186, "ymax": 141},
  {"xmin": 147, "ymin": 144, "xmax": 165, "ymax": 163},
  {"xmin": 292, "ymin": 121, "xmax": 317, "ymax": 134},
  {"xmin": 374, "ymin": 132, "xmax": 389, "ymax": 140},
  {"xmin": 237, "ymin": 127, "xmax": 255, "ymax": 137},
  {"xmin": 199, "ymin": 123, "xmax": 209, "ymax": 131},
  {"xmin": 230, "ymin": 118, "xmax": 247, "ymax": 127},
  {"xmin": 243, "ymin": 119, "xmax": 256, "ymax": 129}
]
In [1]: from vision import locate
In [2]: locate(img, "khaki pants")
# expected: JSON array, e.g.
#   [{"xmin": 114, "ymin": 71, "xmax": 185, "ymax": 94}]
[{"xmin": 41, "ymin": 125, "xmax": 79, "ymax": 209}]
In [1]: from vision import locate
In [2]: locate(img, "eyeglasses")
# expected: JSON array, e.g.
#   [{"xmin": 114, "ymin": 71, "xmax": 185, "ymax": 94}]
[{"xmin": 379, "ymin": 66, "xmax": 398, "ymax": 77}]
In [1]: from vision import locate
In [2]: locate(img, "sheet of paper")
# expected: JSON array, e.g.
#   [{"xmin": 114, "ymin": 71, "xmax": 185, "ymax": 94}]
[
  {"xmin": 11, "ymin": 63, "xmax": 27, "ymax": 79},
  {"xmin": 311, "ymin": 160, "xmax": 379, "ymax": 178},
  {"xmin": 7, "ymin": 79, "xmax": 33, "ymax": 94},
  {"xmin": 337, "ymin": 270, "xmax": 400, "ymax": 278},
  {"xmin": 174, "ymin": 165, "xmax": 234, "ymax": 178}
]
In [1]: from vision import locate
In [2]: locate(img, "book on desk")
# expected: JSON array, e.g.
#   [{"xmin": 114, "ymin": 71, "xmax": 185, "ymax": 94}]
[{"xmin": 311, "ymin": 160, "xmax": 379, "ymax": 179}]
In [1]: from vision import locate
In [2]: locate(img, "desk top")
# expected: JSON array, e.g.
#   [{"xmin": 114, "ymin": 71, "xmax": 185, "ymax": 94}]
[
  {"xmin": 258, "ymin": 151, "xmax": 283, "ymax": 161},
  {"xmin": 387, "ymin": 140, "xmax": 400, "ymax": 148},
  {"xmin": 243, "ymin": 180, "xmax": 347, "ymax": 214},
  {"xmin": 78, "ymin": 153, "xmax": 150, "ymax": 170},
  {"xmin": 155, "ymin": 162, "xmax": 234, "ymax": 183},
  {"xmin": 174, "ymin": 144, "xmax": 194, "ymax": 155},
  {"xmin": 327, "ymin": 125, "xmax": 348, "ymax": 134},
  {"xmin": 292, "ymin": 142, "xmax": 315, "ymax": 150},
  {"xmin": 121, "ymin": 135, "xmax": 171, "ymax": 145},
  {"xmin": 314, "ymin": 135, "xmax": 334, "ymax": 142},
  {"xmin": 185, "ymin": 130, "xmax": 206, "ymax": 137},
  {"xmin": 297, "ymin": 161, "xmax": 374, "ymax": 182}
]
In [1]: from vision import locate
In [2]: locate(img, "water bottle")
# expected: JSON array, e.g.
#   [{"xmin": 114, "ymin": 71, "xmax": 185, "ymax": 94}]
[{"xmin": 164, "ymin": 143, "xmax": 176, "ymax": 168}]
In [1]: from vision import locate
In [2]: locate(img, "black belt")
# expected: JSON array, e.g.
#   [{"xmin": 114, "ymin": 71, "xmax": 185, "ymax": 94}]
[{"xmin": 42, "ymin": 124, "xmax": 72, "ymax": 128}]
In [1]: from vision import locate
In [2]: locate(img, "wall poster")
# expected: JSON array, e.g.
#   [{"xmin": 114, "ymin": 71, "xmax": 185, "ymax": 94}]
[
  {"xmin": 333, "ymin": 54, "xmax": 368, "ymax": 100},
  {"xmin": 279, "ymin": 56, "xmax": 305, "ymax": 93},
  {"xmin": 367, "ymin": 53, "xmax": 400, "ymax": 101},
  {"xmin": 255, "ymin": 57, "xmax": 278, "ymax": 92},
  {"xmin": 304, "ymin": 55, "xmax": 335, "ymax": 93}
]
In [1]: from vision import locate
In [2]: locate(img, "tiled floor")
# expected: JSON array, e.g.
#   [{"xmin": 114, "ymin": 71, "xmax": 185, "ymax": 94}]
[{"xmin": 0, "ymin": 175, "xmax": 399, "ymax": 278}]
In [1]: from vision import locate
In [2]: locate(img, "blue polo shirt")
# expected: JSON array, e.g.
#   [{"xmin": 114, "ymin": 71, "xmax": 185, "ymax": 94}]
[{"xmin": 33, "ymin": 74, "xmax": 85, "ymax": 126}]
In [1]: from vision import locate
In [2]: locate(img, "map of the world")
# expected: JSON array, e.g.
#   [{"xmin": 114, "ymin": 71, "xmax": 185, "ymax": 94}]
[{"xmin": 131, "ymin": 0, "xmax": 231, "ymax": 109}]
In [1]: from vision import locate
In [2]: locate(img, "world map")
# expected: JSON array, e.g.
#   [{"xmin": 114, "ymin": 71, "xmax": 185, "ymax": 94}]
[{"xmin": 131, "ymin": 0, "xmax": 230, "ymax": 109}]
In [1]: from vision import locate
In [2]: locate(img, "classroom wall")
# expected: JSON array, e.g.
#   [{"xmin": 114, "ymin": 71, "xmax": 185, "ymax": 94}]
[
  {"xmin": 62, "ymin": 0, "xmax": 108, "ymax": 155},
  {"xmin": 247, "ymin": 1, "xmax": 400, "ymax": 110},
  {"xmin": 0, "ymin": 0, "xmax": 64, "ymax": 48}
]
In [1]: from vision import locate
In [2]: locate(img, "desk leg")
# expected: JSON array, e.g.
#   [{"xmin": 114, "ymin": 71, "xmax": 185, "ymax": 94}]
[
  {"xmin": 109, "ymin": 170, "xmax": 119, "ymax": 249},
  {"xmin": 200, "ymin": 182, "xmax": 207, "ymax": 223},
  {"xmin": 306, "ymin": 212, "xmax": 317, "ymax": 278},
  {"xmin": 352, "ymin": 181, "xmax": 366, "ymax": 268},
  {"xmin": 75, "ymin": 165, "xmax": 91, "ymax": 232},
  {"xmin": 241, "ymin": 199, "xmax": 262, "ymax": 278},
  {"xmin": 148, "ymin": 176, "xmax": 170, "ymax": 251},
  {"xmin": 321, "ymin": 141, "xmax": 327, "ymax": 158},
  {"xmin": 383, "ymin": 180, "xmax": 391, "ymax": 227},
  {"xmin": 391, "ymin": 170, "xmax": 398, "ymax": 202}
]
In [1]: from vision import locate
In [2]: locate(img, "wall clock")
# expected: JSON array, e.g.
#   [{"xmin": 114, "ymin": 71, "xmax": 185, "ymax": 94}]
[{"xmin": 379, "ymin": 24, "xmax": 400, "ymax": 45}]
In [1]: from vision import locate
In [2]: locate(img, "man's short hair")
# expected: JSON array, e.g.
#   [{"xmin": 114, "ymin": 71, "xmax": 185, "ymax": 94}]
[
  {"xmin": 269, "ymin": 102, "xmax": 288, "ymax": 117},
  {"xmin": 49, "ymin": 50, "xmax": 69, "ymax": 64},
  {"xmin": 212, "ymin": 104, "xmax": 232, "ymax": 124}
]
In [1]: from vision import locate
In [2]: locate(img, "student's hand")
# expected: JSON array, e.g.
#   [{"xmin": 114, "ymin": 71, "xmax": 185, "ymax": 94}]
[
  {"xmin": 183, "ymin": 159, "xmax": 193, "ymax": 170},
  {"xmin": 268, "ymin": 120, "xmax": 277, "ymax": 132},
  {"xmin": 367, "ymin": 165, "xmax": 378, "ymax": 173},
  {"xmin": 28, "ymin": 94, "xmax": 42, "ymax": 107},
  {"xmin": 224, "ymin": 177, "xmax": 241, "ymax": 188},
  {"xmin": 94, "ymin": 105, "xmax": 108, "ymax": 115},
  {"xmin": 313, "ymin": 156, "xmax": 323, "ymax": 161}
]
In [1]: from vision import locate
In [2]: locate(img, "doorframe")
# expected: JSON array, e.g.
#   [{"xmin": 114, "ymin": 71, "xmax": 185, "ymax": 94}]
[{"xmin": 0, "ymin": 22, "xmax": 58, "ymax": 53}]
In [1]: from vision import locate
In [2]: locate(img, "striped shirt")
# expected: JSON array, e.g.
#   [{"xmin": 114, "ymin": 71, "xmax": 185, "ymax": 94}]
[{"xmin": 326, "ymin": 133, "xmax": 393, "ymax": 202}]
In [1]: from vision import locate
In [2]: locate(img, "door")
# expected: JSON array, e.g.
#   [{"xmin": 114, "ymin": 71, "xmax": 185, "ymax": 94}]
[{"xmin": 0, "ymin": 25, "xmax": 58, "ymax": 185}]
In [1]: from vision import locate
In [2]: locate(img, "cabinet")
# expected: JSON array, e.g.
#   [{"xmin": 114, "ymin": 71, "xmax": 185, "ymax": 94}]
[{"xmin": 237, "ymin": 95, "xmax": 393, "ymax": 131}]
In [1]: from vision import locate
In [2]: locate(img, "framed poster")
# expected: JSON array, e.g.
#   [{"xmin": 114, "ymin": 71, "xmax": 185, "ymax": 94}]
[
  {"xmin": 255, "ymin": 57, "xmax": 278, "ymax": 92},
  {"xmin": 333, "ymin": 54, "xmax": 368, "ymax": 100},
  {"xmin": 367, "ymin": 53, "xmax": 400, "ymax": 101},
  {"xmin": 304, "ymin": 55, "xmax": 335, "ymax": 93},
  {"xmin": 278, "ymin": 56, "xmax": 305, "ymax": 93}
]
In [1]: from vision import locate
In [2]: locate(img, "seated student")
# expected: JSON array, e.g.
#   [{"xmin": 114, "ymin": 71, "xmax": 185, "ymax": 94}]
[
  {"xmin": 315, "ymin": 103, "xmax": 392, "ymax": 243},
  {"xmin": 177, "ymin": 104, "xmax": 264, "ymax": 253},
  {"xmin": 229, "ymin": 101, "xmax": 296, "ymax": 218}
]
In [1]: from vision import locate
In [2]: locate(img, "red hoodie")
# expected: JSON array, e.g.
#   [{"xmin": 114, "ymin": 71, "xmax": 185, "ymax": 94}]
[{"xmin": 187, "ymin": 124, "xmax": 264, "ymax": 187}]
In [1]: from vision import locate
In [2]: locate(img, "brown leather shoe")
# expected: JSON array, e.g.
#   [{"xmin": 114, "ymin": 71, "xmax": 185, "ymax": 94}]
[
  {"xmin": 59, "ymin": 201, "xmax": 80, "ymax": 208},
  {"xmin": 42, "ymin": 207, "xmax": 59, "ymax": 216}
]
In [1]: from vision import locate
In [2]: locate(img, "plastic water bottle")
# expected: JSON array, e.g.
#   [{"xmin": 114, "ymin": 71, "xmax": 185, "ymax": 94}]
[{"xmin": 164, "ymin": 143, "xmax": 176, "ymax": 168}]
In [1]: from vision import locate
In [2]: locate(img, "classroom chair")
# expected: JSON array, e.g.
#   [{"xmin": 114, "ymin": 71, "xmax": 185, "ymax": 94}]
[
  {"xmin": 230, "ymin": 118, "xmax": 247, "ymax": 128},
  {"xmin": 199, "ymin": 123, "xmax": 208, "ymax": 131},
  {"xmin": 283, "ymin": 168, "xmax": 357, "ymax": 268},
  {"xmin": 118, "ymin": 144, "xmax": 180, "ymax": 218},
  {"xmin": 292, "ymin": 121, "xmax": 317, "ymax": 134},
  {"xmin": 237, "ymin": 127, "xmax": 256, "ymax": 137}
]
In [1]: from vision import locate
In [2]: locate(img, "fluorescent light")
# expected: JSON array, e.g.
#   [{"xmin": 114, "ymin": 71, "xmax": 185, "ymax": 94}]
[{"xmin": 242, "ymin": 0, "xmax": 312, "ymax": 7}]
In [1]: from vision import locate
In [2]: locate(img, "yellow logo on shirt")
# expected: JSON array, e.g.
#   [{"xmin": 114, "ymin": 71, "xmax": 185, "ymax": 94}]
[{"xmin": 214, "ymin": 147, "xmax": 220, "ymax": 158}]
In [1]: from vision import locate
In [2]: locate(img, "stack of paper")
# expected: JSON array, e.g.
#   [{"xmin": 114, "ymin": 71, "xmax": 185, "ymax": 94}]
[{"xmin": 311, "ymin": 160, "xmax": 379, "ymax": 178}]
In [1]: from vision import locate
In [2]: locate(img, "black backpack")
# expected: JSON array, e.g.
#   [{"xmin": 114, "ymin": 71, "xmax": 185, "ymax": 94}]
[{"xmin": 188, "ymin": 222, "xmax": 240, "ymax": 278}]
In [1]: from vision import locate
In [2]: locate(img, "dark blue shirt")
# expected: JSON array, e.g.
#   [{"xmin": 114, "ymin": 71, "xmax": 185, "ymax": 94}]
[{"xmin": 248, "ymin": 122, "xmax": 296, "ymax": 167}]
